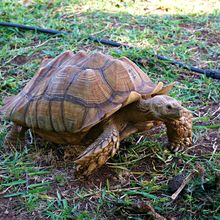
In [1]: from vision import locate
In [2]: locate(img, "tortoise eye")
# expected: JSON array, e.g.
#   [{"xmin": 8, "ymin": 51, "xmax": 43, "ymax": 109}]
[{"xmin": 166, "ymin": 104, "xmax": 172, "ymax": 109}]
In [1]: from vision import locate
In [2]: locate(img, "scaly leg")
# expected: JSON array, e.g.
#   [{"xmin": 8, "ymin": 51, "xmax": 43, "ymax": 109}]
[
  {"xmin": 4, "ymin": 123, "xmax": 27, "ymax": 151},
  {"xmin": 165, "ymin": 110, "xmax": 193, "ymax": 152},
  {"xmin": 74, "ymin": 124, "xmax": 120, "ymax": 177}
]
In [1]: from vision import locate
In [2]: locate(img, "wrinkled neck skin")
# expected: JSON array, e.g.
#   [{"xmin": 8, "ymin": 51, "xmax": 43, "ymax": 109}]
[
  {"xmin": 123, "ymin": 100, "xmax": 157, "ymax": 123},
  {"xmin": 108, "ymin": 99, "xmax": 161, "ymax": 133}
]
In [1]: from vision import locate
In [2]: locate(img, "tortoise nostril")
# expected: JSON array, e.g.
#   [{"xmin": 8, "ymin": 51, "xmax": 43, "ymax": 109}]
[{"xmin": 167, "ymin": 104, "xmax": 172, "ymax": 109}]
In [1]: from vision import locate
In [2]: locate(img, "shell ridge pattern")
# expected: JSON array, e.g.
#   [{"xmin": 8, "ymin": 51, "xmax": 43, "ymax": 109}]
[
  {"xmin": 81, "ymin": 107, "xmax": 89, "ymax": 130},
  {"xmin": 48, "ymin": 98, "xmax": 56, "ymax": 131},
  {"xmin": 26, "ymin": 51, "xmax": 74, "ymax": 97},
  {"xmin": 21, "ymin": 52, "xmax": 75, "ymax": 130},
  {"xmin": 15, "ymin": 55, "xmax": 147, "ymax": 107},
  {"xmin": 8, "ymin": 94, "xmax": 25, "ymax": 120},
  {"xmin": 48, "ymin": 53, "xmax": 99, "ymax": 132},
  {"xmin": 24, "ymin": 53, "xmax": 71, "ymax": 104},
  {"xmin": 34, "ymin": 55, "xmax": 74, "ymax": 131},
  {"xmin": 8, "ymin": 54, "xmax": 108, "ymax": 122},
  {"xmin": 26, "ymin": 99, "xmax": 36, "ymax": 129},
  {"xmin": 40, "ymin": 92, "xmax": 128, "ymax": 107},
  {"xmin": 64, "ymin": 55, "xmax": 116, "ymax": 108},
  {"xmin": 62, "ymin": 68, "xmax": 85, "ymax": 132},
  {"xmin": 119, "ymin": 57, "xmax": 155, "ymax": 94},
  {"xmin": 7, "ymin": 51, "xmax": 158, "ymax": 133},
  {"xmin": 18, "ymin": 90, "xmax": 129, "ymax": 109},
  {"xmin": 44, "ymin": 55, "xmax": 76, "ymax": 96},
  {"xmin": 102, "ymin": 59, "xmax": 135, "ymax": 93},
  {"xmin": 99, "ymin": 60, "xmax": 116, "ymax": 92},
  {"xmin": 8, "ymin": 96, "xmax": 25, "ymax": 124},
  {"xmin": 59, "ymin": 55, "xmax": 94, "ymax": 132}
]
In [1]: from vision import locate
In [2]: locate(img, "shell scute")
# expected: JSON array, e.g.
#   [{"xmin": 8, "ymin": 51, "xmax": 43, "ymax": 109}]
[
  {"xmin": 46, "ymin": 65, "xmax": 82, "ymax": 96},
  {"xmin": 81, "ymin": 52, "xmax": 110, "ymax": 69},
  {"xmin": 9, "ymin": 97, "xmax": 29, "ymax": 126},
  {"xmin": 63, "ymin": 101, "xmax": 85, "ymax": 132},
  {"xmin": 25, "ymin": 100, "xmax": 37, "ymax": 129},
  {"xmin": 66, "ymin": 69, "xmax": 112, "ymax": 106},
  {"xmin": 102, "ymin": 59, "xmax": 135, "ymax": 92}
]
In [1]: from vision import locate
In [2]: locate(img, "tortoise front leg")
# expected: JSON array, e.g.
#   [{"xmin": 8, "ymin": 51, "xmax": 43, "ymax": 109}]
[
  {"xmin": 165, "ymin": 110, "xmax": 193, "ymax": 152},
  {"xmin": 4, "ymin": 123, "xmax": 27, "ymax": 151},
  {"xmin": 74, "ymin": 124, "xmax": 120, "ymax": 177}
]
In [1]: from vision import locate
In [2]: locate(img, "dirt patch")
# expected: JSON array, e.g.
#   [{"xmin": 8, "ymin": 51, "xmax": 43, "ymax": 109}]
[
  {"xmin": 11, "ymin": 55, "xmax": 28, "ymax": 65},
  {"xmin": 0, "ymin": 198, "xmax": 33, "ymax": 220},
  {"xmin": 1, "ymin": 106, "xmax": 219, "ymax": 219}
]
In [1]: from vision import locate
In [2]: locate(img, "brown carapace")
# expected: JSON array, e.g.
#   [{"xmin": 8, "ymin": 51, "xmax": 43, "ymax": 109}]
[{"xmin": 0, "ymin": 51, "xmax": 192, "ymax": 177}]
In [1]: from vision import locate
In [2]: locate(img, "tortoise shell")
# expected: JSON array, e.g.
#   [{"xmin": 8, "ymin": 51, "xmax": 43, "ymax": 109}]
[{"xmin": 2, "ymin": 51, "xmax": 168, "ymax": 134}]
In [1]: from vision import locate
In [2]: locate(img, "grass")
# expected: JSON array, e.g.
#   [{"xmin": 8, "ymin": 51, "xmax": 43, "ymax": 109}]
[{"xmin": 0, "ymin": 0, "xmax": 220, "ymax": 219}]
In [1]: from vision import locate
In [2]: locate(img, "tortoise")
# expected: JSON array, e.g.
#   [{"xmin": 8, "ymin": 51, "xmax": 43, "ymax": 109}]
[{"xmin": 0, "ymin": 51, "xmax": 192, "ymax": 176}]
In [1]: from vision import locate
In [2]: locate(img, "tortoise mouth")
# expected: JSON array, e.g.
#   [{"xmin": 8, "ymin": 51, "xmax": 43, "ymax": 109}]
[
  {"xmin": 169, "ymin": 111, "xmax": 182, "ymax": 119},
  {"xmin": 168, "ymin": 107, "xmax": 191, "ymax": 120},
  {"xmin": 157, "ymin": 108, "xmax": 183, "ymax": 121}
]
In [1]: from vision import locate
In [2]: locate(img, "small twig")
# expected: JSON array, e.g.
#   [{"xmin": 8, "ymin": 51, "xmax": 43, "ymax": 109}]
[
  {"xmin": 25, "ymin": 168, "xmax": 29, "ymax": 192},
  {"xmin": 212, "ymin": 106, "xmax": 220, "ymax": 117},
  {"xmin": 136, "ymin": 135, "xmax": 144, "ymax": 144},
  {"xmin": 0, "ymin": 185, "xmax": 13, "ymax": 195},
  {"xmin": 119, "ymin": 201, "xmax": 167, "ymax": 220},
  {"xmin": 209, "ymin": 140, "xmax": 218, "ymax": 161},
  {"xmin": 170, "ymin": 163, "xmax": 205, "ymax": 200},
  {"xmin": 24, "ymin": 145, "xmax": 29, "ymax": 192},
  {"xmin": 28, "ymin": 129, "xmax": 33, "ymax": 144},
  {"xmin": 135, "ymin": 202, "xmax": 167, "ymax": 220},
  {"xmin": 171, "ymin": 172, "xmax": 195, "ymax": 200}
]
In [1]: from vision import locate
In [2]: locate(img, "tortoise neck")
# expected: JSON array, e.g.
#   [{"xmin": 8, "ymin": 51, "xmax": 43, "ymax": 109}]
[{"xmin": 113, "ymin": 100, "xmax": 156, "ymax": 125}]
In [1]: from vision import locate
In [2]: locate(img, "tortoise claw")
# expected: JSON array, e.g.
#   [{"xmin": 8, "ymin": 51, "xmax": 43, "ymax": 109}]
[{"xmin": 74, "ymin": 127, "xmax": 119, "ymax": 177}]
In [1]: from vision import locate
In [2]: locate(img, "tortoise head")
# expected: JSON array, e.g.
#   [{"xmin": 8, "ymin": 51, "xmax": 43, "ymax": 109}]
[
  {"xmin": 149, "ymin": 95, "xmax": 184, "ymax": 120},
  {"xmin": 135, "ymin": 95, "xmax": 192, "ymax": 152},
  {"xmin": 138, "ymin": 95, "xmax": 185, "ymax": 121}
]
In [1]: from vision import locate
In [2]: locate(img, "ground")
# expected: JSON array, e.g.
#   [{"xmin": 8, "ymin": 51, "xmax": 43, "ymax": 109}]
[{"xmin": 0, "ymin": 0, "xmax": 220, "ymax": 219}]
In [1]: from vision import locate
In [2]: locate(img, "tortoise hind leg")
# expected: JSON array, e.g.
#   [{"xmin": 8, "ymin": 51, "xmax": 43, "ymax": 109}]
[
  {"xmin": 74, "ymin": 124, "xmax": 120, "ymax": 177},
  {"xmin": 165, "ymin": 110, "xmax": 193, "ymax": 152},
  {"xmin": 4, "ymin": 123, "xmax": 27, "ymax": 151}
]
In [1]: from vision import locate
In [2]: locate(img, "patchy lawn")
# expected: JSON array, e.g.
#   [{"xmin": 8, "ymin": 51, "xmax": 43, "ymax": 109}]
[{"xmin": 0, "ymin": 0, "xmax": 220, "ymax": 219}]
